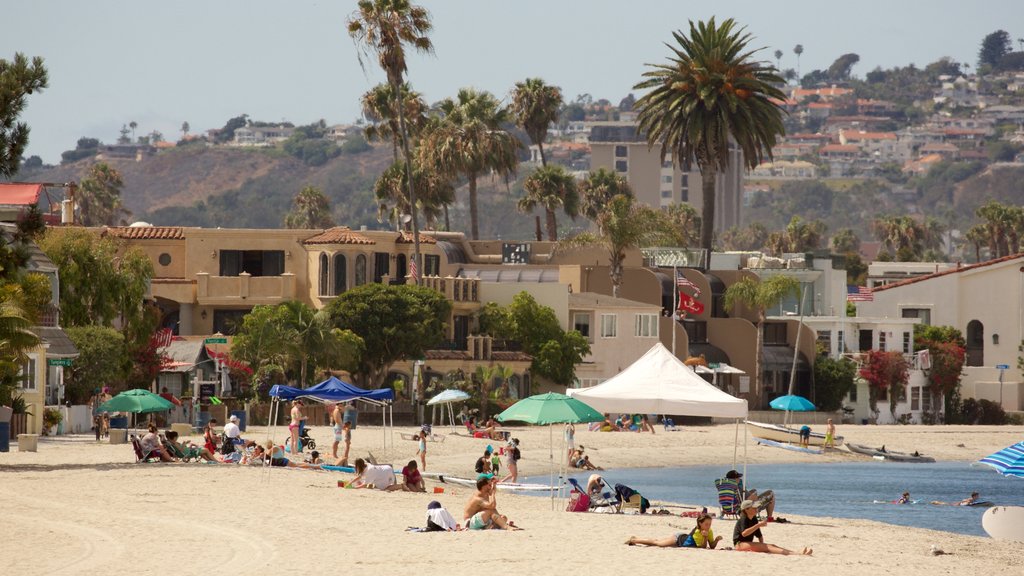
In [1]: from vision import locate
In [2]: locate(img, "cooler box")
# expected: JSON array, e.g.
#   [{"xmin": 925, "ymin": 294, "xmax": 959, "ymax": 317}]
[
  {"xmin": 18, "ymin": 434, "xmax": 38, "ymax": 452},
  {"xmin": 109, "ymin": 428, "xmax": 128, "ymax": 444}
]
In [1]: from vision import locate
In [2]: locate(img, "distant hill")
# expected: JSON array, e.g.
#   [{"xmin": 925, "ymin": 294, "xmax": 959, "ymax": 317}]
[
  {"xmin": 15, "ymin": 145, "xmax": 539, "ymax": 238},
  {"xmin": 953, "ymin": 163, "xmax": 1024, "ymax": 214}
]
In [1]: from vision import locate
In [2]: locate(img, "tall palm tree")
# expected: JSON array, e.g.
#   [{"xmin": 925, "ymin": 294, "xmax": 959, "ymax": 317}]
[
  {"xmin": 578, "ymin": 168, "xmax": 632, "ymax": 222},
  {"xmin": 374, "ymin": 159, "xmax": 453, "ymax": 230},
  {"xmin": 361, "ymin": 82, "xmax": 427, "ymax": 161},
  {"xmin": 634, "ymin": 18, "xmax": 786, "ymax": 260},
  {"xmin": 976, "ymin": 201, "xmax": 1013, "ymax": 258},
  {"xmin": 283, "ymin": 185, "xmax": 335, "ymax": 229},
  {"xmin": 510, "ymin": 78, "xmax": 563, "ymax": 167},
  {"xmin": 723, "ymin": 275, "xmax": 799, "ymax": 407},
  {"xmin": 872, "ymin": 215, "xmax": 923, "ymax": 261},
  {"xmin": 562, "ymin": 194, "xmax": 678, "ymax": 297},
  {"xmin": 348, "ymin": 0, "xmax": 434, "ymax": 282},
  {"xmin": 78, "ymin": 162, "xmax": 131, "ymax": 226},
  {"xmin": 964, "ymin": 224, "xmax": 989, "ymax": 262},
  {"xmin": 784, "ymin": 216, "xmax": 826, "ymax": 253},
  {"xmin": 419, "ymin": 88, "xmax": 521, "ymax": 240},
  {"xmin": 793, "ymin": 44, "xmax": 804, "ymax": 80},
  {"xmin": 518, "ymin": 164, "xmax": 579, "ymax": 241},
  {"xmin": 773, "ymin": 49, "xmax": 783, "ymax": 70}
]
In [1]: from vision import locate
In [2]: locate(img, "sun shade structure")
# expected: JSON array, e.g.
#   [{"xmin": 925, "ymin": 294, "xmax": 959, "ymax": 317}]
[
  {"xmin": 496, "ymin": 393, "xmax": 604, "ymax": 426},
  {"xmin": 769, "ymin": 395, "xmax": 816, "ymax": 412},
  {"xmin": 99, "ymin": 388, "xmax": 175, "ymax": 414},
  {"xmin": 427, "ymin": 389, "xmax": 471, "ymax": 431},
  {"xmin": 977, "ymin": 441, "xmax": 1024, "ymax": 478},
  {"xmin": 567, "ymin": 342, "xmax": 747, "ymax": 418},
  {"xmin": 268, "ymin": 376, "xmax": 395, "ymax": 451}
]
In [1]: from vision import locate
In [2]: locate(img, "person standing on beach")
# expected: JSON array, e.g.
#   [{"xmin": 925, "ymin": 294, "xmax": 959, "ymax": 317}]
[
  {"xmin": 331, "ymin": 403, "xmax": 344, "ymax": 459},
  {"xmin": 824, "ymin": 418, "xmax": 836, "ymax": 449},
  {"xmin": 798, "ymin": 425, "xmax": 811, "ymax": 448},
  {"xmin": 289, "ymin": 399, "xmax": 307, "ymax": 454},
  {"xmin": 203, "ymin": 418, "xmax": 218, "ymax": 455},
  {"xmin": 416, "ymin": 432, "xmax": 427, "ymax": 471},
  {"xmin": 733, "ymin": 500, "xmax": 811, "ymax": 555},
  {"xmin": 334, "ymin": 421, "xmax": 352, "ymax": 466},
  {"xmin": 463, "ymin": 475, "xmax": 519, "ymax": 530},
  {"xmin": 499, "ymin": 438, "xmax": 520, "ymax": 484},
  {"xmin": 564, "ymin": 423, "xmax": 575, "ymax": 463}
]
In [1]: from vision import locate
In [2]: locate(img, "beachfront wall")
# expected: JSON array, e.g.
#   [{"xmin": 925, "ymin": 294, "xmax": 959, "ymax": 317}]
[{"xmin": 859, "ymin": 255, "xmax": 1024, "ymax": 413}]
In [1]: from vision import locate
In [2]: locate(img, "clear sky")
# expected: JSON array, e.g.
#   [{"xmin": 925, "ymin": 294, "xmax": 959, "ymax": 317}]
[{"xmin": 6, "ymin": 0, "xmax": 1024, "ymax": 164}]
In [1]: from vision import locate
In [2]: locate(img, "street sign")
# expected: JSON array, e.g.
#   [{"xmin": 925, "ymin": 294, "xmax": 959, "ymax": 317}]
[
  {"xmin": 996, "ymin": 364, "xmax": 1010, "ymax": 370},
  {"xmin": 47, "ymin": 358, "xmax": 73, "ymax": 367},
  {"xmin": 204, "ymin": 337, "xmax": 228, "ymax": 344}
]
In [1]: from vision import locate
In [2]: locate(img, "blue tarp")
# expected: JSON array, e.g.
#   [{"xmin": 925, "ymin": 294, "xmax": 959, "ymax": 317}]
[{"xmin": 269, "ymin": 377, "xmax": 393, "ymax": 404}]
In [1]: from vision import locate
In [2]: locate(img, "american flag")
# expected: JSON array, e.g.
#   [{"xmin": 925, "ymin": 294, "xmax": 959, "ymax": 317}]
[
  {"xmin": 154, "ymin": 328, "xmax": 174, "ymax": 348},
  {"xmin": 409, "ymin": 256, "xmax": 419, "ymax": 283},
  {"xmin": 846, "ymin": 286, "xmax": 874, "ymax": 302},
  {"xmin": 676, "ymin": 270, "xmax": 702, "ymax": 297}
]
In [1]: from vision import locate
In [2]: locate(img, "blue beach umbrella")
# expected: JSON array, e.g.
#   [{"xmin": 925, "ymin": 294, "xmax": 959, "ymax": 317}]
[
  {"xmin": 769, "ymin": 394, "xmax": 816, "ymax": 412},
  {"xmin": 977, "ymin": 441, "xmax": 1024, "ymax": 478}
]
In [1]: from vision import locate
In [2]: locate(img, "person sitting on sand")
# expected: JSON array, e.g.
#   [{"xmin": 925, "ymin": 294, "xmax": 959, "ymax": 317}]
[
  {"xmin": 725, "ymin": 469, "xmax": 776, "ymax": 519},
  {"xmin": 350, "ymin": 457, "xmax": 396, "ymax": 490},
  {"xmin": 638, "ymin": 414, "xmax": 655, "ymax": 434},
  {"xmin": 600, "ymin": 414, "xmax": 616, "ymax": 432},
  {"xmin": 626, "ymin": 512, "xmax": 722, "ymax": 548},
  {"xmin": 386, "ymin": 460, "xmax": 426, "ymax": 492},
  {"xmin": 570, "ymin": 447, "xmax": 603, "ymax": 471},
  {"xmin": 957, "ymin": 491, "xmax": 980, "ymax": 506},
  {"xmin": 140, "ymin": 424, "xmax": 175, "ymax": 462},
  {"xmin": 475, "ymin": 446, "xmax": 494, "ymax": 474},
  {"xmin": 897, "ymin": 491, "xmax": 911, "ymax": 504},
  {"xmin": 463, "ymin": 474, "xmax": 519, "ymax": 530},
  {"xmin": 733, "ymin": 500, "xmax": 811, "ymax": 555}
]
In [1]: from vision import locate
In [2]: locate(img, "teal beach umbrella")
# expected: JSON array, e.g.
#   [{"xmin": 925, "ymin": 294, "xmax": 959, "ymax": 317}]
[{"xmin": 99, "ymin": 388, "xmax": 175, "ymax": 415}]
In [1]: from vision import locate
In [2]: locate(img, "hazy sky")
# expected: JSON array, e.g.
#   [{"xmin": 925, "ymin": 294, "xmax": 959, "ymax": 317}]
[{"xmin": 7, "ymin": 0, "xmax": 1024, "ymax": 163}]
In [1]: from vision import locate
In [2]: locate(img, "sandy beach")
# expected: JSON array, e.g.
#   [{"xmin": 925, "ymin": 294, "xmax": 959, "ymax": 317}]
[{"xmin": 2, "ymin": 422, "xmax": 1021, "ymax": 575}]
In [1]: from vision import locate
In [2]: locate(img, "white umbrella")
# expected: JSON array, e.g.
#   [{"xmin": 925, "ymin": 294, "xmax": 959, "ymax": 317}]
[{"xmin": 427, "ymin": 389, "xmax": 471, "ymax": 432}]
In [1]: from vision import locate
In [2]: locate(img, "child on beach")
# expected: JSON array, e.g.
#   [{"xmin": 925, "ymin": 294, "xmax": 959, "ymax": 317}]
[
  {"xmin": 626, "ymin": 512, "xmax": 722, "ymax": 548},
  {"xmin": 499, "ymin": 438, "xmax": 520, "ymax": 484},
  {"xmin": 416, "ymin": 432, "xmax": 427, "ymax": 471},
  {"xmin": 824, "ymin": 418, "xmax": 836, "ymax": 449}
]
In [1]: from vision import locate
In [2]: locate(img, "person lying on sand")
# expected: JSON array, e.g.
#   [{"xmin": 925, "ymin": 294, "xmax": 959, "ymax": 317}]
[
  {"xmin": 627, "ymin": 513, "xmax": 722, "ymax": 548},
  {"xmin": 733, "ymin": 500, "xmax": 811, "ymax": 556},
  {"xmin": 463, "ymin": 474, "xmax": 520, "ymax": 530}
]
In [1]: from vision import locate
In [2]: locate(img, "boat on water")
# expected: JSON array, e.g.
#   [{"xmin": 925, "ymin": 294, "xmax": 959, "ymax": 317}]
[
  {"xmin": 846, "ymin": 442, "xmax": 936, "ymax": 463},
  {"xmin": 745, "ymin": 421, "xmax": 843, "ymax": 447}
]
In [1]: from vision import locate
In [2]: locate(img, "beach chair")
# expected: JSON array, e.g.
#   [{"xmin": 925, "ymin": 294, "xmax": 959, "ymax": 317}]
[
  {"xmin": 566, "ymin": 478, "xmax": 610, "ymax": 509},
  {"xmin": 614, "ymin": 483, "xmax": 649, "ymax": 514},
  {"xmin": 130, "ymin": 434, "xmax": 160, "ymax": 463},
  {"xmin": 565, "ymin": 481, "xmax": 591, "ymax": 512},
  {"xmin": 161, "ymin": 435, "xmax": 201, "ymax": 462},
  {"xmin": 715, "ymin": 478, "xmax": 742, "ymax": 519}
]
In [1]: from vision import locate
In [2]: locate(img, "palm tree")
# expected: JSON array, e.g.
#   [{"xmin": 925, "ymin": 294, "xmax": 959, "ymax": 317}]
[
  {"xmin": 723, "ymin": 275, "xmax": 799, "ymax": 407},
  {"xmin": 374, "ymin": 159, "xmax": 453, "ymax": 230},
  {"xmin": 518, "ymin": 164, "xmax": 579, "ymax": 241},
  {"xmin": 129, "ymin": 120, "xmax": 137, "ymax": 141},
  {"xmin": 419, "ymin": 88, "xmax": 521, "ymax": 240},
  {"xmin": 773, "ymin": 49, "xmax": 783, "ymax": 71},
  {"xmin": 976, "ymin": 200, "xmax": 1013, "ymax": 258},
  {"xmin": 578, "ymin": 168, "xmax": 632, "ymax": 221},
  {"xmin": 348, "ymin": 0, "xmax": 434, "ymax": 283},
  {"xmin": 793, "ymin": 44, "xmax": 804, "ymax": 80},
  {"xmin": 0, "ymin": 298, "xmax": 40, "ymax": 407},
  {"xmin": 361, "ymin": 82, "xmax": 427, "ymax": 161},
  {"xmin": 283, "ymin": 185, "xmax": 335, "ymax": 229},
  {"xmin": 180, "ymin": 121, "xmax": 190, "ymax": 139},
  {"xmin": 510, "ymin": 78, "xmax": 563, "ymax": 167},
  {"xmin": 562, "ymin": 194, "xmax": 678, "ymax": 297},
  {"xmin": 831, "ymin": 228, "xmax": 861, "ymax": 254},
  {"xmin": 784, "ymin": 216, "xmax": 826, "ymax": 253},
  {"xmin": 964, "ymin": 224, "xmax": 989, "ymax": 262},
  {"xmin": 78, "ymin": 162, "xmax": 131, "ymax": 226},
  {"xmin": 872, "ymin": 215, "xmax": 924, "ymax": 261},
  {"xmin": 634, "ymin": 18, "xmax": 786, "ymax": 260}
]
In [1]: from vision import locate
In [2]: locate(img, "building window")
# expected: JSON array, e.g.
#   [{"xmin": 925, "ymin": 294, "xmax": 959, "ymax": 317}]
[
  {"xmin": 212, "ymin": 309, "xmax": 248, "ymax": 335},
  {"xmin": 19, "ymin": 357, "xmax": 36, "ymax": 391},
  {"xmin": 615, "ymin": 160, "xmax": 628, "ymax": 173},
  {"xmin": 219, "ymin": 250, "xmax": 285, "ymax": 277},
  {"xmin": 902, "ymin": 331, "xmax": 911, "ymax": 354},
  {"xmin": 158, "ymin": 253, "xmax": 172, "ymax": 266},
  {"xmin": 634, "ymin": 314, "xmax": 659, "ymax": 338},
  {"xmin": 600, "ymin": 314, "xmax": 617, "ymax": 338},
  {"xmin": 373, "ymin": 252, "xmax": 390, "ymax": 283},
  {"xmin": 615, "ymin": 145, "xmax": 628, "ymax": 158},
  {"xmin": 763, "ymin": 323, "xmax": 787, "ymax": 344},
  {"xmin": 661, "ymin": 175, "xmax": 673, "ymax": 183},
  {"xmin": 332, "ymin": 253, "xmax": 347, "ymax": 295},
  {"xmin": 837, "ymin": 329, "xmax": 845, "ymax": 354},
  {"xmin": 395, "ymin": 253, "xmax": 407, "ymax": 282},
  {"xmin": 911, "ymin": 387, "xmax": 921, "ymax": 411},
  {"xmin": 817, "ymin": 330, "xmax": 832, "ymax": 354},
  {"xmin": 901, "ymin": 308, "xmax": 931, "ymax": 325},
  {"xmin": 424, "ymin": 254, "xmax": 441, "ymax": 276},
  {"xmin": 849, "ymin": 382, "xmax": 857, "ymax": 402},
  {"xmin": 573, "ymin": 313, "xmax": 591, "ymax": 339},
  {"xmin": 660, "ymin": 189, "xmax": 672, "ymax": 199},
  {"xmin": 879, "ymin": 331, "xmax": 887, "ymax": 351},
  {"xmin": 318, "ymin": 253, "xmax": 329, "ymax": 296},
  {"xmin": 355, "ymin": 254, "xmax": 367, "ymax": 286}
]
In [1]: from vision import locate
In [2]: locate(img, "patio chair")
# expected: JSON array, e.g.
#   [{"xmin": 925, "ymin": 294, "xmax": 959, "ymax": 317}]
[
  {"xmin": 715, "ymin": 477, "xmax": 742, "ymax": 519},
  {"xmin": 130, "ymin": 434, "xmax": 160, "ymax": 463}
]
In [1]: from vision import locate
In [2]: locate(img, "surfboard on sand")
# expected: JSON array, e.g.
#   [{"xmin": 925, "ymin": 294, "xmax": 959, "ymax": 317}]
[
  {"xmin": 982, "ymin": 506, "xmax": 1024, "ymax": 542},
  {"xmin": 755, "ymin": 437, "xmax": 823, "ymax": 454}
]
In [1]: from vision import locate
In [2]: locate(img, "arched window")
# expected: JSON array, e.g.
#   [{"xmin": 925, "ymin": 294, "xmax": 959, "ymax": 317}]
[
  {"xmin": 966, "ymin": 319, "xmax": 984, "ymax": 367},
  {"xmin": 395, "ymin": 254, "xmax": 408, "ymax": 282},
  {"xmin": 333, "ymin": 254, "xmax": 347, "ymax": 295},
  {"xmin": 355, "ymin": 254, "xmax": 367, "ymax": 286},
  {"xmin": 318, "ymin": 253, "xmax": 329, "ymax": 296}
]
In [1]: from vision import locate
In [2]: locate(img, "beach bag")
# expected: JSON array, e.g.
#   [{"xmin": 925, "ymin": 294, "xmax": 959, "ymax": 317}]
[
  {"xmin": 566, "ymin": 489, "xmax": 591, "ymax": 512},
  {"xmin": 221, "ymin": 435, "xmax": 235, "ymax": 455}
]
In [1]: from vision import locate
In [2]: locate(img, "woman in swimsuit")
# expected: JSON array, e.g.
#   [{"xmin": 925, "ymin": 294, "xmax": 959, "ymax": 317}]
[
  {"xmin": 289, "ymin": 399, "xmax": 306, "ymax": 455},
  {"xmin": 203, "ymin": 418, "xmax": 218, "ymax": 454}
]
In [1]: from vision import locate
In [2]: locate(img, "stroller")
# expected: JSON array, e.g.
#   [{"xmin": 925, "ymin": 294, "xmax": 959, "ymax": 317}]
[{"xmin": 298, "ymin": 427, "xmax": 316, "ymax": 451}]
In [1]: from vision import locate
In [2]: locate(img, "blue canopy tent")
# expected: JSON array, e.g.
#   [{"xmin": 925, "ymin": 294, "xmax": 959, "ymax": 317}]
[{"xmin": 268, "ymin": 377, "xmax": 396, "ymax": 450}]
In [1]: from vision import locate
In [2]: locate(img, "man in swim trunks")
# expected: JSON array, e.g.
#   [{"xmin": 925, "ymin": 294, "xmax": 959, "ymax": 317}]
[{"xmin": 463, "ymin": 474, "xmax": 519, "ymax": 530}]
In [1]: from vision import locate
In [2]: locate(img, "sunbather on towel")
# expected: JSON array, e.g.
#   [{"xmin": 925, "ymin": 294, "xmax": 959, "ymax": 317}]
[
  {"xmin": 626, "ymin": 513, "xmax": 722, "ymax": 548},
  {"xmin": 463, "ymin": 474, "xmax": 519, "ymax": 530}
]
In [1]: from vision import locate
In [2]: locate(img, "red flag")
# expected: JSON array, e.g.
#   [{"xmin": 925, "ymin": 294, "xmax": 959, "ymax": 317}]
[{"xmin": 678, "ymin": 294, "xmax": 705, "ymax": 315}]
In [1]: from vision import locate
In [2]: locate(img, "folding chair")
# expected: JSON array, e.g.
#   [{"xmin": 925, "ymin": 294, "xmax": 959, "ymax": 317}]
[
  {"xmin": 130, "ymin": 434, "xmax": 160, "ymax": 463},
  {"xmin": 567, "ymin": 478, "xmax": 615, "ymax": 509},
  {"xmin": 614, "ymin": 483, "xmax": 648, "ymax": 514},
  {"xmin": 715, "ymin": 478, "xmax": 742, "ymax": 519}
]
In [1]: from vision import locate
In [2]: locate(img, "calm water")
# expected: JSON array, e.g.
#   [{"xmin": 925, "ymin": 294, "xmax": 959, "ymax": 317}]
[{"xmin": 527, "ymin": 462, "xmax": 1024, "ymax": 536}]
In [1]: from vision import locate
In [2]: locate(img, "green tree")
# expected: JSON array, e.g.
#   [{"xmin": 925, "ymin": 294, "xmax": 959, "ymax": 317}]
[
  {"xmin": 0, "ymin": 299, "xmax": 42, "ymax": 407},
  {"xmin": 979, "ymin": 29, "xmax": 1012, "ymax": 69},
  {"xmin": 723, "ymin": 275, "xmax": 800, "ymax": 407},
  {"xmin": 283, "ymin": 185, "xmax": 335, "ymax": 229},
  {"xmin": 325, "ymin": 283, "xmax": 450, "ymax": 387},
  {"xmin": 634, "ymin": 18, "xmax": 786, "ymax": 257},
  {"xmin": 773, "ymin": 49, "xmax": 783, "ymax": 70},
  {"xmin": 562, "ymin": 194, "xmax": 678, "ymax": 297},
  {"xmin": 663, "ymin": 203, "xmax": 701, "ymax": 248},
  {"xmin": 78, "ymin": 162, "xmax": 131, "ymax": 226},
  {"xmin": 827, "ymin": 53, "xmax": 860, "ymax": 81},
  {"xmin": 858, "ymin": 349, "xmax": 909, "ymax": 421},
  {"xmin": 64, "ymin": 326, "xmax": 127, "ymax": 404},
  {"xmin": 578, "ymin": 168, "xmax": 632, "ymax": 221},
  {"xmin": 374, "ymin": 159, "xmax": 453, "ymax": 230},
  {"xmin": 518, "ymin": 164, "xmax": 579, "ymax": 241},
  {"xmin": 0, "ymin": 53, "xmax": 48, "ymax": 178},
  {"xmin": 831, "ymin": 228, "xmax": 861, "ymax": 254},
  {"xmin": 180, "ymin": 121, "xmax": 190, "ymax": 138},
  {"xmin": 793, "ymin": 44, "xmax": 804, "ymax": 78},
  {"xmin": 813, "ymin": 355, "xmax": 857, "ymax": 412},
  {"xmin": 420, "ymin": 88, "xmax": 521, "ymax": 240},
  {"xmin": 215, "ymin": 114, "xmax": 248, "ymax": 143},
  {"xmin": 348, "ymin": 0, "xmax": 434, "ymax": 284},
  {"xmin": 510, "ymin": 78, "xmax": 563, "ymax": 167},
  {"xmin": 871, "ymin": 215, "xmax": 926, "ymax": 261}
]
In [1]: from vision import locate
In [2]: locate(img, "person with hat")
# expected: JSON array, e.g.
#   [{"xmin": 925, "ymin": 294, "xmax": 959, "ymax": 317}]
[
  {"xmin": 733, "ymin": 500, "xmax": 811, "ymax": 555},
  {"xmin": 223, "ymin": 414, "xmax": 241, "ymax": 440},
  {"xmin": 725, "ymin": 469, "xmax": 776, "ymax": 519}
]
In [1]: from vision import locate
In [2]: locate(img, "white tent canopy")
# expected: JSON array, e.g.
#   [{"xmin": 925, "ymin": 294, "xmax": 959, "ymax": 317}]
[{"xmin": 567, "ymin": 342, "xmax": 747, "ymax": 419}]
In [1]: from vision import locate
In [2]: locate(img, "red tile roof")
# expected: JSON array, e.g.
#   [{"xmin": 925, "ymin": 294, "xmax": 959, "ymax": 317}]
[
  {"xmin": 105, "ymin": 226, "xmax": 185, "ymax": 240},
  {"xmin": 303, "ymin": 226, "xmax": 375, "ymax": 245},
  {"xmin": 841, "ymin": 130, "xmax": 897, "ymax": 141},
  {"xmin": 396, "ymin": 231, "xmax": 437, "ymax": 244},
  {"xmin": 0, "ymin": 183, "xmax": 43, "ymax": 205},
  {"xmin": 873, "ymin": 253, "xmax": 1024, "ymax": 292},
  {"xmin": 820, "ymin": 144, "xmax": 860, "ymax": 153}
]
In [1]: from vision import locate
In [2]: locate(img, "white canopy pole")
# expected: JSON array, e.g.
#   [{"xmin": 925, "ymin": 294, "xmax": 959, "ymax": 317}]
[{"xmin": 733, "ymin": 418, "xmax": 739, "ymax": 468}]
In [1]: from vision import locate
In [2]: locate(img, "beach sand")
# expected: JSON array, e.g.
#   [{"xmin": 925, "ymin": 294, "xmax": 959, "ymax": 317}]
[{"xmin": 2, "ymin": 423, "xmax": 1021, "ymax": 575}]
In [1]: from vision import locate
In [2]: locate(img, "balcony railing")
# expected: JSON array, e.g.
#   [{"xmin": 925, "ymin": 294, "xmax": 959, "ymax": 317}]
[
  {"xmin": 196, "ymin": 272, "xmax": 296, "ymax": 304},
  {"xmin": 421, "ymin": 275, "xmax": 480, "ymax": 303}
]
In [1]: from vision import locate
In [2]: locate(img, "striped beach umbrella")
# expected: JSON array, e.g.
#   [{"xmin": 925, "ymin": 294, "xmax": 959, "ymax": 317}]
[{"xmin": 978, "ymin": 441, "xmax": 1024, "ymax": 478}]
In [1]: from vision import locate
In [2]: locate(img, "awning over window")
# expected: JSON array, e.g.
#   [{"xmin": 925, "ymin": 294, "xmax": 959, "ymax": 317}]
[{"xmin": 762, "ymin": 345, "xmax": 810, "ymax": 370}]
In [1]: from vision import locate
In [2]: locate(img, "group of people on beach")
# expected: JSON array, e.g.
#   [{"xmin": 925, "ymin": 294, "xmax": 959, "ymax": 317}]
[{"xmin": 591, "ymin": 413, "xmax": 656, "ymax": 433}]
